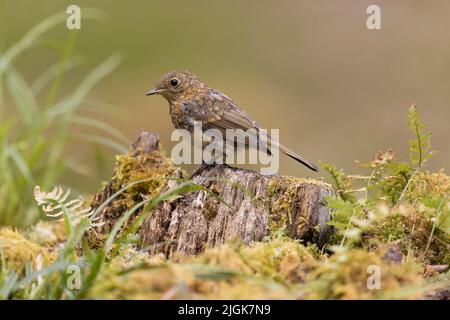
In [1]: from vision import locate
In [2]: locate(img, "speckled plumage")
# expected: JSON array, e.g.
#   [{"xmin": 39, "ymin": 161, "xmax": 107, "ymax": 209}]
[{"xmin": 147, "ymin": 70, "xmax": 318, "ymax": 172}]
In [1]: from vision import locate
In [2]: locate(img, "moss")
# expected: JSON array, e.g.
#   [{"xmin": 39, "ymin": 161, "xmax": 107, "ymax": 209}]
[
  {"xmin": 85, "ymin": 238, "xmax": 438, "ymax": 300},
  {"xmin": 191, "ymin": 242, "xmax": 254, "ymax": 274},
  {"xmin": 111, "ymin": 151, "xmax": 179, "ymax": 209},
  {"xmin": 89, "ymin": 265, "xmax": 174, "ymax": 300},
  {"xmin": 407, "ymin": 170, "xmax": 450, "ymax": 199},
  {"xmin": 89, "ymin": 263, "xmax": 293, "ymax": 300},
  {"xmin": 304, "ymin": 248, "xmax": 423, "ymax": 299},
  {"xmin": 87, "ymin": 246, "xmax": 169, "ymax": 299},
  {"xmin": 374, "ymin": 213, "xmax": 407, "ymax": 242},
  {"xmin": 194, "ymin": 238, "xmax": 318, "ymax": 282},
  {"xmin": 88, "ymin": 239, "xmax": 317, "ymax": 299},
  {"xmin": 266, "ymin": 178, "xmax": 294, "ymax": 232},
  {"xmin": 0, "ymin": 227, "xmax": 56, "ymax": 274},
  {"xmin": 367, "ymin": 204, "xmax": 449, "ymax": 265},
  {"xmin": 87, "ymin": 150, "xmax": 182, "ymax": 245},
  {"xmin": 238, "ymin": 238, "xmax": 318, "ymax": 283},
  {"xmin": 266, "ymin": 176, "xmax": 332, "ymax": 234},
  {"xmin": 401, "ymin": 209, "xmax": 450, "ymax": 265}
]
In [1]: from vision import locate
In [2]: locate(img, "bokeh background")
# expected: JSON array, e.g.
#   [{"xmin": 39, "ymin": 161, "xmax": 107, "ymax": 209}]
[{"xmin": 2, "ymin": 0, "xmax": 450, "ymax": 193}]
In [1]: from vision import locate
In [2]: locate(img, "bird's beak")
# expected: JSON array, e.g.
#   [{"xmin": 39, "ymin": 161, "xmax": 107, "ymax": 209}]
[{"xmin": 146, "ymin": 88, "xmax": 165, "ymax": 96}]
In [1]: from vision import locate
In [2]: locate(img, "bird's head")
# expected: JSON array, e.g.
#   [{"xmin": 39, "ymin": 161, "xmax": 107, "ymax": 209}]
[{"xmin": 146, "ymin": 70, "xmax": 201, "ymax": 101}]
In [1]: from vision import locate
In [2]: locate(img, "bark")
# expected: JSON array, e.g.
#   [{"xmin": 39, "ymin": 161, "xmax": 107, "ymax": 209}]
[{"xmin": 91, "ymin": 131, "xmax": 334, "ymax": 256}]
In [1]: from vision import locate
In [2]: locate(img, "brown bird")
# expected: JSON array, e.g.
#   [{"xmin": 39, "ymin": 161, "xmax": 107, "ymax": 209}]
[{"xmin": 146, "ymin": 70, "xmax": 318, "ymax": 172}]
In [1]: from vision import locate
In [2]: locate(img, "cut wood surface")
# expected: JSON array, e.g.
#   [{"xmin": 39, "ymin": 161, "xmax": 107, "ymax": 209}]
[{"xmin": 90, "ymin": 131, "xmax": 334, "ymax": 256}]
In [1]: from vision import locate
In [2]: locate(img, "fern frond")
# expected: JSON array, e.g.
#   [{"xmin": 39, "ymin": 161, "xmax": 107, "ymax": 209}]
[
  {"xmin": 407, "ymin": 104, "xmax": 436, "ymax": 167},
  {"xmin": 399, "ymin": 105, "xmax": 437, "ymax": 202},
  {"xmin": 34, "ymin": 186, "xmax": 104, "ymax": 228}
]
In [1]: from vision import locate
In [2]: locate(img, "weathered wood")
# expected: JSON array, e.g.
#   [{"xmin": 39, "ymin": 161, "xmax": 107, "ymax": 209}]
[{"xmin": 91, "ymin": 131, "xmax": 334, "ymax": 256}]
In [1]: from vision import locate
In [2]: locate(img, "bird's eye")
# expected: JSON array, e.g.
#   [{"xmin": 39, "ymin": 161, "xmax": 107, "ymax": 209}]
[{"xmin": 170, "ymin": 78, "xmax": 179, "ymax": 87}]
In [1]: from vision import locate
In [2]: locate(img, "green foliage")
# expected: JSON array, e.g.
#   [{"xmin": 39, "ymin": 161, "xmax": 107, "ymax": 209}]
[
  {"xmin": 379, "ymin": 161, "xmax": 413, "ymax": 204},
  {"xmin": 407, "ymin": 104, "xmax": 435, "ymax": 167},
  {"xmin": 321, "ymin": 105, "xmax": 449, "ymax": 267},
  {"xmin": 374, "ymin": 213, "xmax": 406, "ymax": 242},
  {"xmin": 0, "ymin": 12, "xmax": 126, "ymax": 227},
  {"xmin": 321, "ymin": 163, "xmax": 355, "ymax": 202}
]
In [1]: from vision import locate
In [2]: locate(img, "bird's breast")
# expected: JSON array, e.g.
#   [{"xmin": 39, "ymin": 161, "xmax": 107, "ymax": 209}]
[{"xmin": 169, "ymin": 102, "xmax": 193, "ymax": 131}]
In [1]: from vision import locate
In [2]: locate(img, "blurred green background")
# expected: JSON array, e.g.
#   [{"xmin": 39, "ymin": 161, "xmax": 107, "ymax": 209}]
[{"xmin": 2, "ymin": 0, "xmax": 450, "ymax": 194}]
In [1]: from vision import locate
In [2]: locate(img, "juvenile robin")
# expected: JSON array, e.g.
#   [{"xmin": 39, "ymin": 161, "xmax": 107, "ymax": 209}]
[{"xmin": 146, "ymin": 70, "xmax": 318, "ymax": 172}]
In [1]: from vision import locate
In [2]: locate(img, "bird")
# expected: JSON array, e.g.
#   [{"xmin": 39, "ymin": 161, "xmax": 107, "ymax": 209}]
[{"xmin": 146, "ymin": 70, "xmax": 318, "ymax": 172}]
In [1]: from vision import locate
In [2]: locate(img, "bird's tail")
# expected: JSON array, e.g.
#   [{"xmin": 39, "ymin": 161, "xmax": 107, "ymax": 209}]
[
  {"xmin": 277, "ymin": 143, "xmax": 319, "ymax": 172},
  {"xmin": 254, "ymin": 129, "xmax": 319, "ymax": 172}
]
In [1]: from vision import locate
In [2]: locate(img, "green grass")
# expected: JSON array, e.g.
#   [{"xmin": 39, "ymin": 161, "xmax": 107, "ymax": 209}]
[{"xmin": 0, "ymin": 11, "xmax": 127, "ymax": 227}]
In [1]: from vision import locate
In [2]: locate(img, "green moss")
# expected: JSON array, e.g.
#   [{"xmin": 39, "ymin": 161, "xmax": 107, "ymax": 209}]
[
  {"xmin": 85, "ymin": 238, "xmax": 438, "ymax": 300},
  {"xmin": 266, "ymin": 178, "xmax": 293, "ymax": 232},
  {"xmin": 88, "ymin": 149, "xmax": 183, "ymax": 244},
  {"xmin": 88, "ymin": 239, "xmax": 318, "ymax": 299},
  {"xmin": 196, "ymin": 238, "xmax": 318, "ymax": 283},
  {"xmin": 0, "ymin": 227, "xmax": 56, "ymax": 274},
  {"xmin": 374, "ymin": 213, "xmax": 407, "ymax": 242},
  {"xmin": 266, "ymin": 176, "xmax": 332, "ymax": 235},
  {"xmin": 111, "ymin": 151, "xmax": 179, "ymax": 208},
  {"xmin": 304, "ymin": 248, "xmax": 423, "ymax": 299},
  {"xmin": 368, "ymin": 204, "xmax": 450, "ymax": 265},
  {"xmin": 401, "ymin": 209, "xmax": 450, "ymax": 265}
]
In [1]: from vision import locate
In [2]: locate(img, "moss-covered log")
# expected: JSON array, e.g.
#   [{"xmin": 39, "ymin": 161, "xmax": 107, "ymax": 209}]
[{"xmin": 90, "ymin": 131, "xmax": 334, "ymax": 256}]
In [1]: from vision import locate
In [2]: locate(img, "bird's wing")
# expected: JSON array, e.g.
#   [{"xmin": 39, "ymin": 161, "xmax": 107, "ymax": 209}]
[
  {"xmin": 182, "ymin": 89, "xmax": 318, "ymax": 172},
  {"xmin": 182, "ymin": 89, "xmax": 266, "ymax": 150},
  {"xmin": 185, "ymin": 89, "xmax": 258, "ymax": 130}
]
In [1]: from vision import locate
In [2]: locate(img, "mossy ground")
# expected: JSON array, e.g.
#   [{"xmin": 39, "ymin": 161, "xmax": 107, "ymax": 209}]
[
  {"xmin": 0, "ymin": 222, "xmax": 447, "ymax": 299},
  {"xmin": 1, "ymin": 158, "xmax": 448, "ymax": 299},
  {"xmin": 1, "ymin": 160, "xmax": 448, "ymax": 299},
  {"xmin": 0, "ymin": 227, "xmax": 57, "ymax": 274},
  {"xmin": 1, "ymin": 107, "xmax": 448, "ymax": 300}
]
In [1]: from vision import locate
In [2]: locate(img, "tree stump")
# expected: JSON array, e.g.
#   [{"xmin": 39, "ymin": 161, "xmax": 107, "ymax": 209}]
[{"xmin": 90, "ymin": 131, "xmax": 334, "ymax": 256}]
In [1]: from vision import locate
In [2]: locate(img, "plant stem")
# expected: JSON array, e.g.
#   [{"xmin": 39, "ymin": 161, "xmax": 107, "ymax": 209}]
[
  {"xmin": 424, "ymin": 197, "xmax": 445, "ymax": 254},
  {"xmin": 398, "ymin": 166, "xmax": 420, "ymax": 202},
  {"xmin": 340, "ymin": 207, "xmax": 357, "ymax": 247},
  {"xmin": 364, "ymin": 167, "xmax": 376, "ymax": 203}
]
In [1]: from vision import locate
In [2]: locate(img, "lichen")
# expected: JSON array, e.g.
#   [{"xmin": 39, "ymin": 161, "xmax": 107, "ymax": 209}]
[{"xmin": 24, "ymin": 220, "xmax": 66, "ymax": 247}]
